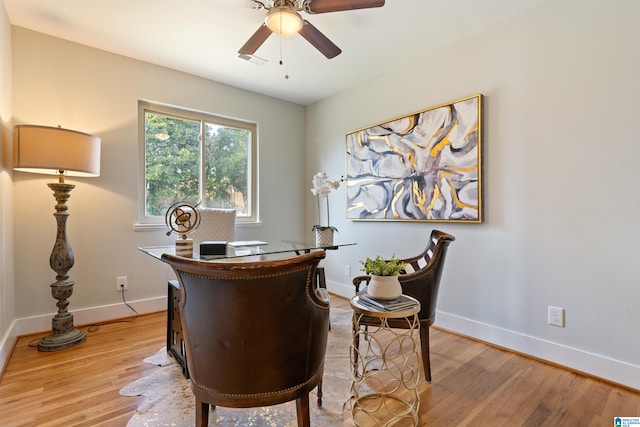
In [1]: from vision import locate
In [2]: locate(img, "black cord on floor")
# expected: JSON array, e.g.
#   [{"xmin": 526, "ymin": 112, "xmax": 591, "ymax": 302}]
[
  {"xmin": 86, "ymin": 287, "xmax": 139, "ymax": 332},
  {"xmin": 28, "ymin": 287, "xmax": 139, "ymax": 347}
]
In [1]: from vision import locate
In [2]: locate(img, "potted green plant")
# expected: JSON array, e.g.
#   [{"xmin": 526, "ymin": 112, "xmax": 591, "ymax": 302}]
[{"xmin": 360, "ymin": 254, "xmax": 406, "ymax": 299}]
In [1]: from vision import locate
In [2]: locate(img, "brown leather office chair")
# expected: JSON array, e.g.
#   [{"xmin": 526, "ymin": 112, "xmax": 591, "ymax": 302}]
[
  {"xmin": 352, "ymin": 230, "xmax": 455, "ymax": 382},
  {"xmin": 161, "ymin": 251, "xmax": 329, "ymax": 427}
]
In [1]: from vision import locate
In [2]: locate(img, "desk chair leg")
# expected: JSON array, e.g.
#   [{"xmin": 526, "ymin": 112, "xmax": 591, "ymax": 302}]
[
  {"xmin": 352, "ymin": 326, "xmax": 361, "ymax": 377},
  {"xmin": 196, "ymin": 400, "xmax": 209, "ymax": 427},
  {"xmin": 317, "ymin": 378, "xmax": 323, "ymax": 407},
  {"xmin": 295, "ymin": 393, "xmax": 311, "ymax": 427},
  {"xmin": 420, "ymin": 325, "xmax": 432, "ymax": 382}
]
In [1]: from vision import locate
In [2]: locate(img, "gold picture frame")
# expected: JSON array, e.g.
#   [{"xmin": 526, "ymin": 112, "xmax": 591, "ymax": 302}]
[{"xmin": 345, "ymin": 94, "xmax": 483, "ymax": 222}]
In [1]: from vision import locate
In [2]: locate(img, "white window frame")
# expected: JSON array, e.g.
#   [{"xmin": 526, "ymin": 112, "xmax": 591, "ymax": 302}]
[{"xmin": 136, "ymin": 100, "xmax": 258, "ymax": 230}]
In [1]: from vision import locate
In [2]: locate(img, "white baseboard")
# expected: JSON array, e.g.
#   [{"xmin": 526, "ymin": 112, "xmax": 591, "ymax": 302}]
[
  {"xmin": 327, "ymin": 278, "xmax": 354, "ymax": 300},
  {"xmin": 436, "ymin": 310, "xmax": 640, "ymax": 391},
  {"xmin": 328, "ymin": 278, "xmax": 639, "ymax": 391},
  {"xmin": 14, "ymin": 296, "xmax": 167, "ymax": 336},
  {"xmin": 0, "ymin": 320, "xmax": 18, "ymax": 376},
  {"xmin": 4, "ymin": 290, "xmax": 638, "ymax": 392},
  {"xmin": 0, "ymin": 296, "xmax": 167, "ymax": 376}
]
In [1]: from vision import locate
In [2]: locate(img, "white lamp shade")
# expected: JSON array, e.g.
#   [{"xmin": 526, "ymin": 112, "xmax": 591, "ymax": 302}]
[
  {"xmin": 265, "ymin": 7, "xmax": 303, "ymax": 35},
  {"xmin": 13, "ymin": 125, "xmax": 101, "ymax": 177}
]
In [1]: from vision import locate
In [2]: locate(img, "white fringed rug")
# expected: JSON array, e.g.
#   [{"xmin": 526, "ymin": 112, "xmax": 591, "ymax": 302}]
[{"xmin": 120, "ymin": 308, "xmax": 354, "ymax": 427}]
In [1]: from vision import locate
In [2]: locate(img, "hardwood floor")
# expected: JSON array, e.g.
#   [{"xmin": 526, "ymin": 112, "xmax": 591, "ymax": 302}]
[
  {"xmin": 0, "ymin": 312, "xmax": 165, "ymax": 427},
  {"xmin": 1, "ymin": 296, "xmax": 639, "ymax": 426}
]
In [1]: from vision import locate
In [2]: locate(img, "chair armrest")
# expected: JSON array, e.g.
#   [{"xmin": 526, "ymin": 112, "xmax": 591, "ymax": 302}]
[
  {"xmin": 315, "ymin": 287, "xmax": 330, "ymax": 304},
  {"xmin": 352, "ymin": 275, "xmax": 371, "ymax": 293}
]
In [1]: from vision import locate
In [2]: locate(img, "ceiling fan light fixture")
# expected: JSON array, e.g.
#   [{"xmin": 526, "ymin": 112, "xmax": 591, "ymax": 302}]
[{"xmin": 265, "ymin": 7, "xmax": 303, "ymax": 35}]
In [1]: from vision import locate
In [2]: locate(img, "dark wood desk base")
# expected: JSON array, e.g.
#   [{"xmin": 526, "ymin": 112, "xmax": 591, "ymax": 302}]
[{"xmin": 167, "ymin": 280, "xmax": 189, "ymax": 378}]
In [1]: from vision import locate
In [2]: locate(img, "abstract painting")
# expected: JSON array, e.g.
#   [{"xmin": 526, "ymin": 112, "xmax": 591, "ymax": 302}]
[{"xmin": 345, "ymin": 94, "xmax": 483, "ymax": 222}]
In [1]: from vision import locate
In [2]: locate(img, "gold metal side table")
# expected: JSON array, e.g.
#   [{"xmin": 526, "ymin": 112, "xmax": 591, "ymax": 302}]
[{"xmin": 349, "ymin": 295, "xmax": 421, "ymax": 426}]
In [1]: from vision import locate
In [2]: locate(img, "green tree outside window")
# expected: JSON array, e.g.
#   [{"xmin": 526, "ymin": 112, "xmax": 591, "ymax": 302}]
[{"xmin": 144, "ymin": 110, "xmax": 253, "ymax": 218}]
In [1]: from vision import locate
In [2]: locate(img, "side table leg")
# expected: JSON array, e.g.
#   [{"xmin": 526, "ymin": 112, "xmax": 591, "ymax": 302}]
[{"xmin": 349, "ymin": 313, "xmax": 421, "ymax": 426}]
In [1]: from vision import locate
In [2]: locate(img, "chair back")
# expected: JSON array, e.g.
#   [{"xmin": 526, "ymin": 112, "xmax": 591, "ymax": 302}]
[
  {"xmin": 160, "ymin": 251, "xmax": 329, "ymax": 408},
  {"xmin": 398, "ymin": 230, "xmax": 455, "ymax": 326},
  {"xmin": 191, "ymin": 208, "xmax": 236, "ymax": 249}
]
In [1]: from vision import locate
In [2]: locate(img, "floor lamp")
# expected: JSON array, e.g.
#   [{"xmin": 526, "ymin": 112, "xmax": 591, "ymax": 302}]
[{"xmin": 13, "ymin": 124, "xmax": 101, "ymax": 352}]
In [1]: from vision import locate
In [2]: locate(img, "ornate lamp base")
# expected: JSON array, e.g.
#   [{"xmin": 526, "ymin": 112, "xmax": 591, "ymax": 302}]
[
  {"xmin": 37, "ymin": 278, "xmax": 87, "ymax": 352},
  {"xmin": 38, "ymin": 326, "xmax": 86, "ymax": 352},
  {"xmin": 38, "ymin": 182, "xmax": 86, "ymax": 352}
]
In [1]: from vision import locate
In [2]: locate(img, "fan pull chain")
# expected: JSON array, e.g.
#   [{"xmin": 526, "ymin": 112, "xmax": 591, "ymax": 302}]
[{"xmin": 279, "ymin": 34, "xmax": 290, "ymax": 79}]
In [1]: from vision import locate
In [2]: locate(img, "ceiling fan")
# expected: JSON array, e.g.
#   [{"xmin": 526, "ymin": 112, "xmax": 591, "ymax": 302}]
[{"xmin": 238, "ymin": 0, "xmax": 385, "ymax": 59}]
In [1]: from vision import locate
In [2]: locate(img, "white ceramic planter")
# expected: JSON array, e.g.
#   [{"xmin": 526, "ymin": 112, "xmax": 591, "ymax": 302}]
[
  {"xmin": 366, "ymin": 275, "xmax": 402, "ymax": 300},
  {"xmin": 315, "ymin": 228, "xmax": 334, "ymax": 247}
]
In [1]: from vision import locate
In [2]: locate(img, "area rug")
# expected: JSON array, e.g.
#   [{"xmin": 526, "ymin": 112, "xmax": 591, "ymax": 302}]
[{"xmin": 120, "ymin": 308, "xmax": 355, "ymax": 426}]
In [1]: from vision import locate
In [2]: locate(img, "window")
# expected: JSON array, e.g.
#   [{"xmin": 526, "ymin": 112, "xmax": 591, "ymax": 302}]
[{"xmin": 139, "ymin": 101, "xmax": 257, "ymax": 224}]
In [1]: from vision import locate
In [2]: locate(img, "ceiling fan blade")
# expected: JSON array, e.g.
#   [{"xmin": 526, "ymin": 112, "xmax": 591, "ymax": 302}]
[
  {"xmin": 306, "ymin": 0, "xmax": 385, "ymax": 14},
  {"xmin": 299, "ymin": 20, "xmax": 342, "ymax": 59},
  {"xmin": 238, "ymin": 24, "xmax": 273, "ymax": 55}
]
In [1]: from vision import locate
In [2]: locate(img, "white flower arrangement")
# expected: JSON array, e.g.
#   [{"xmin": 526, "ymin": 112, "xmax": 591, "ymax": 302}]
[{"xmin": 310, "ymin": 172, "xmax": 340, "ymax": 232}]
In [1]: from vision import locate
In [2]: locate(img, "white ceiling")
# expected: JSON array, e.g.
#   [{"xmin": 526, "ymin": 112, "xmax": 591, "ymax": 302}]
[{"xmin": 4, "ymin": 0, "xmax": 548, "ymax": 105}]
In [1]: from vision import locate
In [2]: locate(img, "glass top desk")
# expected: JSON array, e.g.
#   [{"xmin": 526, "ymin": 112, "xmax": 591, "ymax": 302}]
[
  {"xmin": 138, "ymin": 239, "xmax": 356, "ymax": 261},
  {"xmin": 139, "ymin": 239, "xmax": 355, "ymax": 378}
]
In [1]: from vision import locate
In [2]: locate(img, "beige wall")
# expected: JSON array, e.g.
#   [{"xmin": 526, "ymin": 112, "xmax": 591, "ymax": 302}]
[
  {"xmin": 11, "ymin": 28, "xmax": 307, "ymax": 329},
  {"xmin": 0, "ymin": 1, "xmax": 15, "ymax": 369},
  {"xmin": 307, "ymin": 0, "xmax": 640, "ymax": 389}
]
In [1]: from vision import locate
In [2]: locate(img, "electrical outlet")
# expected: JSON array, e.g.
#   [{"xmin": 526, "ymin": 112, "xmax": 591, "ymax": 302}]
[
  {"xmin": 116, "ymin": 276, "xmax": 128, "ymax": 291},
  {"xmin": 344, "ymin": 265, "xmax": 351, "ymax": 276},
  {"xmin": 548, "ymin": 306, "xmax": 564, "ymax": 327}
]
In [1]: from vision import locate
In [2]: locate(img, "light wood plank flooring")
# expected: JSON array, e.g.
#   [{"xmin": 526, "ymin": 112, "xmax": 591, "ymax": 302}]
[{"xmin": 1, "ymin": 296, "xmax": 639, "ymax": 426}]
